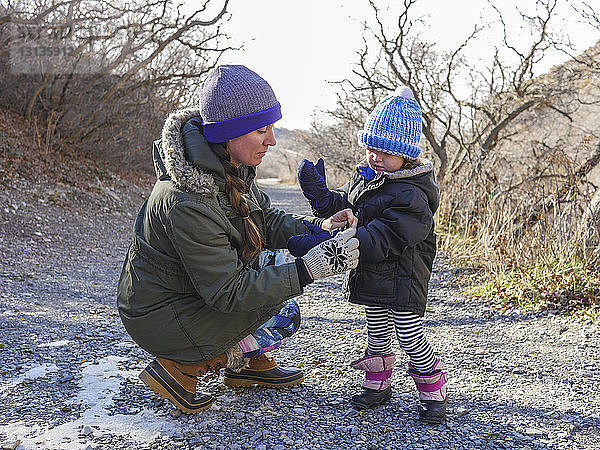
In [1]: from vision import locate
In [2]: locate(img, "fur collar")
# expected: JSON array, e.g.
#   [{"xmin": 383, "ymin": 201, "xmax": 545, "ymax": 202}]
[
  {"xmin": 357, "ymin": 158, "xmax": 434, "ymax": 180},
  {"xmin": 158, "ymin": 108, "xmax": 219, "ymax": 197}
]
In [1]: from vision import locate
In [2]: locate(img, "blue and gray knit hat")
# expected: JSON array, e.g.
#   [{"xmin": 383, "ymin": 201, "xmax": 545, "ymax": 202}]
[
  {"xmin": 357, "ymin": 86, "xmax": 422, "ymax": 159},
  {"xmin": 200, "ymin": 65, "xmax": 282, "ymax": 143}
]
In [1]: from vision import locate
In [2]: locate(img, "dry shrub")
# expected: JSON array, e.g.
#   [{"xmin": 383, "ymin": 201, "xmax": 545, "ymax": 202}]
[
  {"xmin": 0, "ymin": 0, "xmax": 231, "ymax": 179},
  {"xmin": 437, "ymin": 140, "xmax": 600, "ymax": 316}
]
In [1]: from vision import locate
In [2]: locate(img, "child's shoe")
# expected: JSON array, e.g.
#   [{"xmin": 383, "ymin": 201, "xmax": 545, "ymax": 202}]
[
  {"xmin": 407, "ymin": 358, "xmax": 448, "ymax": 424},
  {"xmin": 350, "ymin": 353, "xmax": 395, "ymax": 410}
]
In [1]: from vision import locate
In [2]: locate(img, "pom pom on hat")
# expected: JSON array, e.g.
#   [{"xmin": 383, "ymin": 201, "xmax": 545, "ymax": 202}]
[{"xmin": 357, "ymin": 85, "xmax": 422, "ymax": 159}]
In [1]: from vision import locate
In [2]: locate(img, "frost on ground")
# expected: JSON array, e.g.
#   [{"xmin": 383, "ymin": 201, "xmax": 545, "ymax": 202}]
[
  {"xmin": 0, "ymin": 179, "xmax": 599, "ymax": 449},
  {"xmin": 1, "ymin": 356, "xmax": 178, "ymax": 449}
]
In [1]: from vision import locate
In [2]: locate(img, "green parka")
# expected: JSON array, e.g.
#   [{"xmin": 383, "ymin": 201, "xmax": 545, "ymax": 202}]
[{"xmin": 117, "ymin": 108, "xmax": 312, "ymax": 365}]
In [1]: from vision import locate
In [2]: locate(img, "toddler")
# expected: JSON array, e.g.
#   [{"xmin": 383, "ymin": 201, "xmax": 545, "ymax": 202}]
[{"xmin": 297, "ymin": 87, "xmax": 447, "ymax": 424}]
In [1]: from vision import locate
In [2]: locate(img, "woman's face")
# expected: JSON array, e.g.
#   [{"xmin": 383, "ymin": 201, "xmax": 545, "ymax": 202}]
[
  {"xmin": 227, "ymin": 124, "xmax": 276, "ymax": 167},
  {"xmin": 366, "ymin": 147, "xmax": 405, "ymax": 173}
]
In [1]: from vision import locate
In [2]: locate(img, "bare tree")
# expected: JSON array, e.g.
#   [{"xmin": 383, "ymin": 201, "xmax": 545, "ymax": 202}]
[
  {"xmin": 301, "ymin": 0, "xmax": 600, "ymax": 271},
  {"xmin": 326, "ymin": 0, "xmax": 588, "ymax": 184},
  {"xmin": 0, "ymin": 0, "xmax": 232, "ymax": 168}
]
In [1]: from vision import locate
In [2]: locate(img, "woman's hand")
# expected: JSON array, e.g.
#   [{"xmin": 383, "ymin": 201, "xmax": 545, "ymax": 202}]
[
  {"xmin": 301, "ymin": 227, "xmax": 360, "ymax": 280},
  {"xmin": 322, "ymin": 208, "xmax": 358, "ymax": 232}
]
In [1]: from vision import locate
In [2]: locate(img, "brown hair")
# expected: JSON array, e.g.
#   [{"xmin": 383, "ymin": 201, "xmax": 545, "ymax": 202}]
[{"xmin": 211, "ymin": 143, "xmax": 262, "ymax": 263}]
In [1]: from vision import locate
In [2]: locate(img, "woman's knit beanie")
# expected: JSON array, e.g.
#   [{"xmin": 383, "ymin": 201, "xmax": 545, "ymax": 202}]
[
  {"xmin": 357, "ymin": 86, "xmax": 422, "ymax": 159},
  {"xmin": 200, "ymin": 65, "xmax": 281, "ymax": 143}
]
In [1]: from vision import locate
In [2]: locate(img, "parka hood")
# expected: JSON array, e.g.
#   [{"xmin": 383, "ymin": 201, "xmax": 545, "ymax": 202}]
[
  {"xmin": 357, "ymin": 158, "xmax": 440, "ymax": 213},
  {"xmin": 154, "ymin": 108, "xmax": 221, "ymax": 197},
  {"xmin": 357, "ymin": 157, "xmax": 433, "ymax": 181}
]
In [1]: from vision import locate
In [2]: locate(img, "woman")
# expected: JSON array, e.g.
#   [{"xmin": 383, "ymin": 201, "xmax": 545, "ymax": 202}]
[{"xmin": 117, "ymin": 65, "xmax": 359, "ymax": 414}]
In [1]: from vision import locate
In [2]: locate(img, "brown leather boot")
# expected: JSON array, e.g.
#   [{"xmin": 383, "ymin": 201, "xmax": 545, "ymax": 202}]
[
  {"xmin": 223, "ymin": 353, "xmax": 303, "ymax": 388},
  {"xmin": 139, "ymin": 353, "xmax": 227, "ymax": 414}
]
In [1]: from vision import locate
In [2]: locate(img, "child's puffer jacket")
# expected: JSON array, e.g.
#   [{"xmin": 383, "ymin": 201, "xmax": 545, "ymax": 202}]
[{"xmin": 314, "ymin": 160, "xmax": 439, "ymax": 316}]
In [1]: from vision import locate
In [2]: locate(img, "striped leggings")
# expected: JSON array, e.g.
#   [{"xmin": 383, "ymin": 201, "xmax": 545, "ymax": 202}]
[{"xmin": 365, "ymin": 306, "xmax": 437, "ymax": 373}]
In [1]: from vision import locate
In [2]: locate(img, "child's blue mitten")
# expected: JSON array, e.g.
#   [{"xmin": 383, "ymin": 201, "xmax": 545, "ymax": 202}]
[
  {"xmin": 297, "ymin": 158, "xmax": 332, "ymax": 212},
  {"xmin": 287, "ymin": 221, "xmax": 332, "ymax": 257}
]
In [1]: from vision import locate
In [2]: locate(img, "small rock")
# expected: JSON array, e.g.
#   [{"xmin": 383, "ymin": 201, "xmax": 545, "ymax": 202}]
[
  {"xmin": 248, "ymin": 431, "xmax": 260, "ymax": 442},
  {"xmin": 189, "ymin": 437, "xmax": 203, "ymax": 446},
  {"xmin": 58, "ymin": 375, "xmax": 74, "ymax": 383},
  {"xmin": 1, "ymin": 440, "xmax": 21, "ymax": 450},
  {"xmin": 455, "ymin": 407, "xmax": 469, "ymax": 417},
  {"xmin": 170, "ymin": 409, "xmax": 182, "ymax": 418},
  {"xmin": 524, "ymin": 427, "xmax": 546, "ymax": 437},
  {"xmin": 82, "ymin": 426, "xmax": 93, "ymax": 436}
]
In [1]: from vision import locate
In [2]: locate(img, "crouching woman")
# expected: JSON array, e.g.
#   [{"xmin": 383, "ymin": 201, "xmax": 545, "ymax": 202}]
[{"xmin": 116, "ymin": 65, "xmax": 359, "ymax": 413}]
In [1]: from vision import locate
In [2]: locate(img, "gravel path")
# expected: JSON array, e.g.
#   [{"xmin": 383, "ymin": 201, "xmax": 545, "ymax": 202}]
[{"xmin": 0, "ymin": 178, "xmax": 599, "ymax": 450}]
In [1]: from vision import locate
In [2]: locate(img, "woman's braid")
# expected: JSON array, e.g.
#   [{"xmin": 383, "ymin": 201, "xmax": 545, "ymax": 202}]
[{"xmin": 212, "ymin": 144, "xmax": 262, "ymax": 263}]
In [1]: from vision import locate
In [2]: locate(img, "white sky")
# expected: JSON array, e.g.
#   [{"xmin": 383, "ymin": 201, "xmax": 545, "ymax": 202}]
[{"xmin": 194, "ymin": 0, "xmax": 600, "ymax": 130}]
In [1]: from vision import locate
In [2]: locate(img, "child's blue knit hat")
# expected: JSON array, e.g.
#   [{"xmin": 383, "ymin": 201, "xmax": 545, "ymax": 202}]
[
  {"xmin": 200, "ymin": 65, "xmax": 282, "ymax": 143},
  {"xmin": 357, "ymin": 86, "xmax": 422, "ymax": 159}
]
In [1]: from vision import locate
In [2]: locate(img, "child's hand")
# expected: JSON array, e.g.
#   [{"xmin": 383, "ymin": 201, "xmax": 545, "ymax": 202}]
[
  {"xmin": 297, "ymin": 158, "xmax": 332, "ymax": 212},
  {"xmin": 322, "ymin": 208, "xmax": 358, "ymax": 232},
  {"xmin": 287, "ymin": 221, "xmax": 332, "ymax": 257}
]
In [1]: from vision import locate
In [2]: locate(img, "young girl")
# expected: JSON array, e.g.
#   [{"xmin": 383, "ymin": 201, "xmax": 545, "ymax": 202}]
[{"xmin": 296, "ymin": 87, "xmax": 447, "ymax": 424}]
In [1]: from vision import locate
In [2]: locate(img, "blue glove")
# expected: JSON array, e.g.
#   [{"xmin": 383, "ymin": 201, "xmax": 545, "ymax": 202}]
[
  {"xmin": 297, "ymin": 158, "xmax": 332, "ymax": 212},
  {"xmin": 287, "ymin": 221, "xmax": 332, "ymax": 257}
]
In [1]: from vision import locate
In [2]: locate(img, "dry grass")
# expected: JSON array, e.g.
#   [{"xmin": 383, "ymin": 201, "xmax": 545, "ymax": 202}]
[{"xmin": 436, "ymin": 163, "xmax": 600, "ymax": 319}]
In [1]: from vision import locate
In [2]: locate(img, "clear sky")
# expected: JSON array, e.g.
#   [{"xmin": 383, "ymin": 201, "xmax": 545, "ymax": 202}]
[{"xmin": 193, "ymin": 0, "xmax": 600, "ymax": 130}]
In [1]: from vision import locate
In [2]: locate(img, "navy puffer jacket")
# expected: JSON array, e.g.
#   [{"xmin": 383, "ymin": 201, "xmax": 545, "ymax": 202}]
[{"xmin": 313, "ymin": 160, "xmax": 439, "ymax": 316}]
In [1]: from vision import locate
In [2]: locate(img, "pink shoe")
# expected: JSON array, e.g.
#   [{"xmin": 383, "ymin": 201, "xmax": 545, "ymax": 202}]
[
  {"xmin": 407, "ymin": 358, "xmax": 448, "ymax": 424},
  {"xmin": 350, "ymin": 353, "xmax": 395, "ymax": 410}
]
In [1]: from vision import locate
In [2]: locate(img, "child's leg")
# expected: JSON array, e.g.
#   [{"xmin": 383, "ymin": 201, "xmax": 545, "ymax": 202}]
[
  {"xmin": 392, "ymin": 310, "xmax": 436, "ymax": 372},
  {"xmin": 392, "ymin": 310, "xmax": 447, "ymax": 424},
  {"xmin": 349, "ymin": 306, "xmax": 396, "ymax": 410},
  {"xmin": 365, "ymin": 305, "xmax": 394, "ymax": 355}
]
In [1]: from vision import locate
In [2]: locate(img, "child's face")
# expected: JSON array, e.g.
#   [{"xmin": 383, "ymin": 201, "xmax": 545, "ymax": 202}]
[{"xmin": 366, "ymin": 148, "xmax": 405, "ymax": 173}]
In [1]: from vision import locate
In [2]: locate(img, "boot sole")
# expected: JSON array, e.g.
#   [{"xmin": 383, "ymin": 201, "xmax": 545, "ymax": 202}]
[
  {"xmin": 418, "ymin": 400, "xmax": 447, "ymax": 424},
  {"xmin": 223, "ymin": 374, "xmax": 304, "ymax": 388},
  {"xmin": 420, "ymin": 416, "xmax": 446, "ymax": 425},
  {"xmin": 139, "ymin": 367, "xmax": 212, "ymax": 414},
  {"xmin": 351, "ymin": 388, "xmax": 393, "ymax": 410}
]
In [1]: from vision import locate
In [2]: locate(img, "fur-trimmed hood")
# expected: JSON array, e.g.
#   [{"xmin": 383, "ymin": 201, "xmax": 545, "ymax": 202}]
[
  {"xmin": 356, "ymin": 157, "xmax": 434, "ymax": 180},
  {"xmin": 354, "ymin": 157, "xmax": 439, "ymax": 213},
  {"xmin": 153, "ymin": 108, "xmax": 222, "ymax": 197}
]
